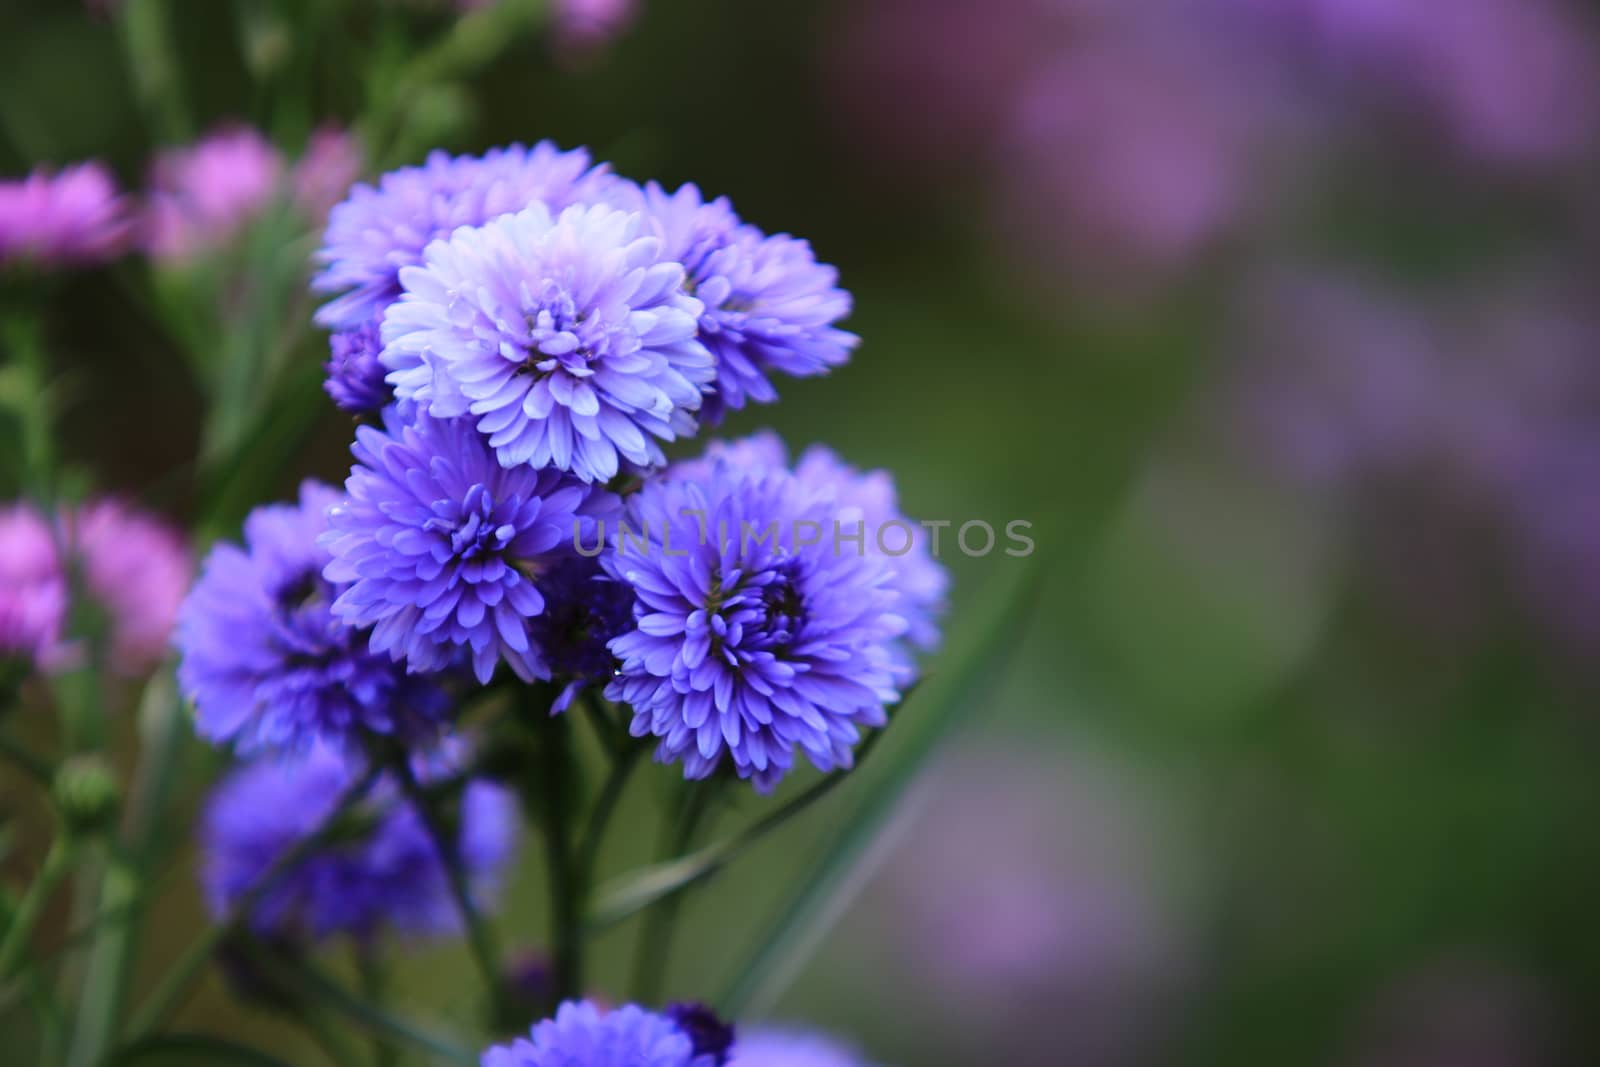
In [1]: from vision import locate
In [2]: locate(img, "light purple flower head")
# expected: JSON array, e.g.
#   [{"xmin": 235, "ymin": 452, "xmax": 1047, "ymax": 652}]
[
  {"xmin": 0, "ymin": 162, "xmax": 131, "ymax": 269},
  {"xmin": 612, "ymin": 182, "xmax": 857, "ymax": 425},
  {"xmin": 381, "ymin": 202, "xmax": 714, "ymax": 482},
  {"xmin": 482, "ymin": 1000, "xmax": 728, "ymax": 1067},
  {"xmin": 0, "ymin": 503, "xmax": 69, "ymax": 671},
  {"xmin": 176, "ymin": 481, "xmax": 451, "ymax": 753},
  {"xmin": 66, "ymin": 498, "xmax": 192, "ymax": 677},
  {"xmin": 730, "ymin": 1029, "xmax": 879, "ymax": 1067},
  {"xmin": 603, "ymin": 434, "xmax": 912, "ymax": 792},
  {"xmin": 201, "ymin": 744, "xmax": 515, "ymax": 942},
  {"xmin": 322, "ymin": 411, "xmax": 620, "ymax": 684},
  {"xmin": 313, "ymin": 141, "xmax": 613, "ymax": 330},
  {"xmin": 144, "ymin": 126, "xmax": 284, "ymax": 263},
  {"xmin": 291, "ymin": 125, "xmax": 363, "ymax": 224}
]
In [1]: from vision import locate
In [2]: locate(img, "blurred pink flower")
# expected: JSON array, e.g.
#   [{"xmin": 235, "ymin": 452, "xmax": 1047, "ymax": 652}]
[
  {"xmin": 64, "ymin": 499, "xmax": 192, "ymax": 677},
  {"xmin": 0, "ymin": 162, "xmax": 132, "ymax": 269},
  {"xmin": 0, "ymin": 503, "xmax": 69, "ymax": 671},
  {"xmin": 144, "ymin": 126, "xmax": 284, "ymax": 264},
  {"xmin": 552, "ymin": 0, "xmax": 639, "ymax": 53},
  {"xmin": 291, "ymin": 127, "xmax": 363, "ymax": 225}
]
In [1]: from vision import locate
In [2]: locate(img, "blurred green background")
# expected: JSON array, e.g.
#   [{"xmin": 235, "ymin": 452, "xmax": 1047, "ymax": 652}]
[{"xmin": 4, "ymin": 1, "xmax": 1600, "ymax": 1065}]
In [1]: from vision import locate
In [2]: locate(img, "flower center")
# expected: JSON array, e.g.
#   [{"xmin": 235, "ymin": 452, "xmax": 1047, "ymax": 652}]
[{"xmin": 425, "ymin": 484, "xmax": 518, "ymax": 562}]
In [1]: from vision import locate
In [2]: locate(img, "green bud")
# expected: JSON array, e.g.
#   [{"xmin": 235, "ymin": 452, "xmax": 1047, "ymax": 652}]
[{"xmin": 52, "ymin": 755, "xmax": 121, "ymax": 838}]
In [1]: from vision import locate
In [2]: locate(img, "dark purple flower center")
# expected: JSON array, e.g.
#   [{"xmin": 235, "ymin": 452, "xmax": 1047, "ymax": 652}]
[
  {"xmin": 426, "ymin": 484, "xmax": 519, "ymax": 562},
  {"xmin": 665, "ymin": 1001, "xmax": 735, "ymax": 1066}
]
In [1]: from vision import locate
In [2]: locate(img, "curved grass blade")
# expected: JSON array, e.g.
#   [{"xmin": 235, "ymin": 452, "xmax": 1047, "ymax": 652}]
[
  {"xmin": 588, "ymin": 720, "xmax": 895, "ymax": 933},
  {"xmin": 717, "ymin": 555, "xmax": 1046, "ymax": 1017}
]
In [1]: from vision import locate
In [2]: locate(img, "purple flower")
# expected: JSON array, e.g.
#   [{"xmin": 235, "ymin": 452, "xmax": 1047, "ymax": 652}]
[
  {"xmin": 322, "ymin": 412, "xmax": 619, "ymax": 684},
  {"xmin": 144, "ymin": 126, "xmax": 284, "ymax": 263},
  {"xmin": 482, "ymin": 1000, "xmax": 724, "ymax": 1067},
  {"xmin": 66, "ymin": 498, "xmax": 192, "ymax": 677},
  {"xmin": 730, "ymin": 1029, "xmax": 879, "ymax": 1067},
  {"xmin": 201, "ymin": 745, "xmax": 515, "ymax": 942},
  {"xmin": 313, "ymin": 141, "xmax": 613, "ymax": 330},
  {"xmin": 382, "ymin": 202, "xmax": 714, "ymax": 482},
  {"xmin": 0, "ymin": 503, "xmax": 68, "ymax": 670},
  {"xmin": 291, "ymin": 125, "xmax": 363, "ymax": 224},
  {"xmin": 0, "ymin": 162, "xmax": 131, "ymax": 269},
  {"xmin": 673, "ymin": 432, "xmax": 947, "ymax": 655},
  {"xmin": 324, "ymin": 320, "xmax": 392, "ymax": 414},
  {"xmin": 176, "ymin": 481, "xmax": 450, "ymax": 753},
  {"xmin": 616, "ymin": 182, "xmax": 857, "ymax": 425},
  {"xmin": 603, "ymin": 435, "xmax": 909, "ymax": 792}
]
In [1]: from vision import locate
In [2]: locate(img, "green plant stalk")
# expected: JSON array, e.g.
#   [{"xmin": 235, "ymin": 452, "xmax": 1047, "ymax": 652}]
[
  {"xmin": 0, "ymin": 837, "xmax": 76, "ymax": 978},
  {"xmin": 629, "ymin": 782, "xmax": 718, "ymax": 1004},
  {"xmin": 387, "ymin": 752, "xmax": 506, "ymax": 1010},
  {"xmin": 119, "ymin": 765, "xmax": 383, "ymax": 1044},
  {"xmin": 66, "ymin": 672, "xmax": 187, "ymax": 1067},
  {"xmin": 356, "ymin": 943, "xmax": 398, "ymax": 1067},
  {"xmin": 538, "ymin": 708, "xmax": 583, "ymax": 1006},
  {"xmin": 115, "ymin": 0, "xmax": 190, "ymax": 141},
  {"xmin": 1, "ymin": 309, "xmax": 54, "ymax": 503}
]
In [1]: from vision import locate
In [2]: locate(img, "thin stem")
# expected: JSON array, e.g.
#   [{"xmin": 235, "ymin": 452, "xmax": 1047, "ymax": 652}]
[
  {"xmin": 574, "ymin": 743, "xmax": 642, "ymax": 896},
  {"xmin": 1, "ymin": 309, "xmax": 55, "ymax": 503},
  {"xmin": 67, "ymin": 671, "xmax": 188, "ymax": 1067},
  {"xmin": 248, "ymin": 950, "xmax": 476, "ymax": 1067},
  {"xmin": 0, "ymin": 837, "xmax": 75, "ymax": 978},
  {"xmin": 629, "ymin": 783, "xmax": 718, "ymax": 1004},
  {"xmin": 356, "ymin": 942, "xmax": 397, "ymax": 1067},
  {"xmin": 119, "ymin": 766, "xmax": 382, "ymax": 1043},
  {"xmin": 387, "ymin": 752, "xmax": 506, "ymax": 1006},
  {"xmin": 538, "ymin": 709, "xmax": 582, "ymax": 1005}
]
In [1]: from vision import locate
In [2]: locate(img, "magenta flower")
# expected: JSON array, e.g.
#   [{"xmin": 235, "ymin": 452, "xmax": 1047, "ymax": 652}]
[
  {"xmin": 0, "ymin": 162, "xmax": 132, "ymax": 269},
  {"xmin": 0, "ymin": 503, "xmax": 69, "ymax": 671},
  {"xmin": 66, "ymin": 499, "xmax": 192, "ymax": 677},
  {"xmin": 144, "ymin": 127, "xmax": 284, "ymax": 263},
  {"xmin": 291, "ymin": 126, "xmax": 363, "ymax": 224}
]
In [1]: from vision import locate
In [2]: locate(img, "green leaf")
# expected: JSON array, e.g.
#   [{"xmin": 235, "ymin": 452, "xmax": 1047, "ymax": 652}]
[
  {"xmin": 112, "ymin": 1034, "xmax": 300, "ymax": 1067},
  {"xmin": 717, "ymin": 555, "xmax": 1047, "ymax": 1017}
]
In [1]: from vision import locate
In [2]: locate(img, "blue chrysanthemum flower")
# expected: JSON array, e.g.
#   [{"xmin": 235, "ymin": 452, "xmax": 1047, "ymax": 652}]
[
  {"xmin": 313, "ymin": 141, "xmax": 613, "ymax": 330},
  {"xmin": 616, "ymin": 181, "xmax": 857, "ymax": 425},
  {"xmin": 324, "ymin": 320, "xmax": 392, "ymax": 414},
  {"xmin": 729, "ymin": 1028, "xmax": 879, "ymax": 1067},
  {"xmin": 323, "ymin": 412, "xmax": 619, "ymax": 684},
  {"xmin": 670, "ymin": 431, "xmax": 947, "ymax": 662},
  {"xmin": 602, "ymin": 437, "xmax": 908, "ymax": 792},
  {"xmin": 381, "ymin": 202, "xmax": 715, "ymax": 482},
  {"xmin": 175, "ymin": 481, "xmax": 449, "ymax": 753},
  {"xmin": 201, "ymin": 745, "xmax": 515, "ymax": 942},
  {"xmin": 481, "ymin": 1000, "xmax": 727, "ymax": 1067}
]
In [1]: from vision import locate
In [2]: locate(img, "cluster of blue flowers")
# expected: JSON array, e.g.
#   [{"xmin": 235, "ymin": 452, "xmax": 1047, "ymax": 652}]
[{"xmin": 174, "ymin": 140, "xmax": 942, "ymax": 1060}]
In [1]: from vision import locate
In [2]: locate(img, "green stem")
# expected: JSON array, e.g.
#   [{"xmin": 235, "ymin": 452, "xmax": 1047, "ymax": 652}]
[
  {"xmin": 356, "ymin": 943, "xmax": 397, "ymax": 1067},
  {"xmin": 387, "ymin": 752, "xmax": 506, "ymax": 1009},
  {"xmin": 538, "ymin": 708, "xmax": 582, "ymax": 1006},
  {"xmin": 67, "ymin": 672, "xmax": 187, "ymax": 1067},
  {"xmin": 0, "ymin": 837, "xmax": 75, "ymax": 978},
  {"xmin": 119, "ymin": 766, "xmax": 382, "ymax": 1044},
  {"xmin": 1, "ymin": 310, "xmax": 54, "ymax": 503},
  {"xmin": 248, "ymin": 951, "xmax": 476, "ymax": 1067},
  {"xmin": 574, "ymin": 741, "xmax": 641, "ymax": 897},
  {"xmin": 115, "ymin": 0, "xmax": 190, "ymax": 141},
  {"xmin": 629, "ymin": 783, "xmax": 718, "ymax": 1004}
]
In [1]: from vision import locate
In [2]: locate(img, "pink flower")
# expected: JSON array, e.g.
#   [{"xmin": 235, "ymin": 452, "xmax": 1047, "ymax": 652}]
[
  {"xmin": 291, "ymin": 127, "xmax": 363, "ymax": 225},
  {"xmin": 0, "ymin": 162, "xmax": 132, "ymax": 269},
  {"xmin": 144, "ymin": 127, "xmax": 284, "ymax": 263},
  {"xmin": 65, "ymin": 499, "xmax": 193, "ymax": 676},
  {"xmin": 0, "ymin": 503, "xmax": 69, "ymax": 670}
]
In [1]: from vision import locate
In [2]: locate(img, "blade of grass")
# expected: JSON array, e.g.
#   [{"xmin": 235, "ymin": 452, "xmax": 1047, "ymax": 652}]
[{"xmin": 717, "ymin": 556, "xmax": 1046, "ymax": 1017}]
